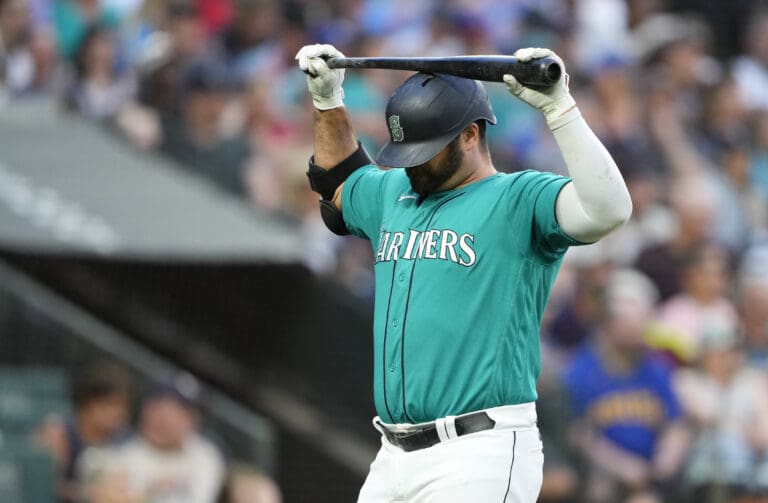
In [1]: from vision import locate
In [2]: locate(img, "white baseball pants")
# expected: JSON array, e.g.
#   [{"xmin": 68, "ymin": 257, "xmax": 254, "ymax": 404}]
[{"xmin": 358, "ymin": 403, "xmax": 544, "ymax": 503}]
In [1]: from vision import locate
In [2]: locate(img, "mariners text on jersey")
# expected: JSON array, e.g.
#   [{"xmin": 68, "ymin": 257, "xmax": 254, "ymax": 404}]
[{"xmin": 375, "ymin": 228, "xmax": 477, "ymax": 266}]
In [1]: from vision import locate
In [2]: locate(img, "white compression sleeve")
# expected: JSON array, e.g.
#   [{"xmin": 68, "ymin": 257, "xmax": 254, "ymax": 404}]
[{"xmin": 552, "ymin": 113, "xmax": 633, "ymax": 243}]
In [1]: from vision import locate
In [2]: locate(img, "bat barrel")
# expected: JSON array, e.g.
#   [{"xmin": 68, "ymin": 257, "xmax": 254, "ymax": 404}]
[{"xmin": 326, "ymin": 56, "xmax": 561, "ymax": 89}]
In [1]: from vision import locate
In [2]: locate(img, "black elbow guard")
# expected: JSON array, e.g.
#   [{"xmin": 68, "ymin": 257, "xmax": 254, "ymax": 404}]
[
  {"xmin": 319, "ymin": 199, "xmax": 348, "ymax": 235},
  {"xmin": 307, "ymin": 143, "xmax": 372, "ymax": 235}
]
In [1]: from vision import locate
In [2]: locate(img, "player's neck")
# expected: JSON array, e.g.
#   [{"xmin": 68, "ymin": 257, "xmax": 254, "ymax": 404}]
[{"xmin": 447, "ymin": 154, "xmax": 496, "ymax": 191}]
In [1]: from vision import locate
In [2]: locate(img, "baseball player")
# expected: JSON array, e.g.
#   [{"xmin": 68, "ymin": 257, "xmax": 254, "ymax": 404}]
[{"xmin": 296, "ymin": 43, "xmax": 632, "ymax": 502}]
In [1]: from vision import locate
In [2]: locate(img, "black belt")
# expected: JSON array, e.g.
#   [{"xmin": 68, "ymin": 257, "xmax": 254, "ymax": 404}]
[{"xmin": 379, "ymin": 412, "xmax": 496, "ymax": 452}]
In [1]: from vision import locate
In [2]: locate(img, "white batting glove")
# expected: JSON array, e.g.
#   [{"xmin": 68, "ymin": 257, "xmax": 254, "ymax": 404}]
[
  {"xmin": 295, "ymin": 44, "xmax": 345, "ymax": 110},
  {"xmin": 503, "ymin": 47, "xmax": 579, "ymax": 130}
]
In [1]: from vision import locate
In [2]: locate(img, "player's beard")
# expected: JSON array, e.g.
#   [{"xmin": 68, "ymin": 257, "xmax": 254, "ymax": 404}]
[{"xmin": 406, "ymin": 139, "xmax": 463, "ymax": 199}]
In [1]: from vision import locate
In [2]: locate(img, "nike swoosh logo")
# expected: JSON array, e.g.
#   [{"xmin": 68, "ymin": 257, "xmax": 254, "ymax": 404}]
[{"xmin": 398, "ymin": 194, "xmax": 418, "ymax": 202}]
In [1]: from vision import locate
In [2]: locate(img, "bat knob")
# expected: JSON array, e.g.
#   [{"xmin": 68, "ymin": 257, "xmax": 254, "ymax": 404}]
[
  {"xmin": 516, "ymin": 57, "xmax": 562, "ymax": 90},
  {"xmin": 544, "ymin": 62, "xmax": 561, "ymax": 84}
]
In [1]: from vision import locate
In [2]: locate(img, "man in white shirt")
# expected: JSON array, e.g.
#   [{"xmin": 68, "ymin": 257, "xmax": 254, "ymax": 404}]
[{"xmin": 81, "ymin": 373, "xmax": 226, "ymax": 503}]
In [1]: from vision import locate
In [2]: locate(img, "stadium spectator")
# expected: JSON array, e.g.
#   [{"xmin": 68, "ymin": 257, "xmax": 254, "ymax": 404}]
[
  {"xmin": 163, "ymin": 0, "xmax": 209, "ymax": 64},
  {"xmin": 562, "ymin": 269, "xmax": 689, "ymax": 503},
  {"xmin": 132, "ymin": 29, "xmax": 179, "ymax": 114},
  {"xmin": 52, "ymin": 0, "xmax": 121, "ymax": 59},
  {"xmin": 697, "ymin": 75, "xmax": 764, "ymax": 246},
  {"xmin": 64, "ymin": 24, "xmax": 136, "ymax": 120},
  {"xmin": 159, "ymin": 60, "xmax": 251, "ymax": 195},
  {"xmin": 633, "ymin": 13, "xmax": 719, "ymax": 122},
  {"xmin": 36, "ymin": 359, "xmax": 133, "ymax": 503},
  {"xmin": 733, "ymin": 9, "xmax": 768, "ymax": 111},
  {"xmin": 580, "ymin": 57, "xmax": 639, "ymax": 145},
  {"xmin": 0, "ymin": 0, "xmax": 34, "ymax": 98},
  {"xmin": 546, "ymin": 258, "xmax": 610, "ymax": 351},
  {"xmin": 634, "ymin": 175, "xmax": 717, "ymax": 300},
  {"xmin": 738, "ymin": 277, "xmax": 768, "ymax": 372},
  {"xmin": 212, "ymin": 0, "xmax": 282, "ymax": 82},
  {"xmin": 695, "ymin": 75, "xmax": 749, "ymax": 162},
  {"xmin": 716, "ymin": 134, "xmax": 767, "ymax": 242},
  {"xmin": 84, "ymin": 372, "xmax": 226, "ymax": 503},
  {"xmin": 749, "ymin": 111, "xmax": 768, "ymax": 205},
  {"xmin": 573, "ymin": 0, "xmax": 631, "ymax": 71},
  {"xmin": 121, "ymin": 0, "xmax": 210, "ymax": 87},
  {"xmin": 673, "ymin": 323, "xmax": 768, "ymax": 501},
  {"xmin": 0, "ymin": 0, "xmax": 54, "ymax": 99},
  {"xmin": 241, "ymin": 74, "xmax": 304, "ymax": 156},
  {"xmin": 651, "ymin": 242, "xmax": 738, "ymax": 366},
  {"xmin": 197, "ymin": 0, "xmax": 234, "ymax": 36}
]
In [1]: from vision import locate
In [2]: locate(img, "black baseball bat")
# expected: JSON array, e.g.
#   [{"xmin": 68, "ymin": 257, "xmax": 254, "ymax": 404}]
[{"xmin": 326, "ymin": 55, "xmax": 561, "ymax": 89}]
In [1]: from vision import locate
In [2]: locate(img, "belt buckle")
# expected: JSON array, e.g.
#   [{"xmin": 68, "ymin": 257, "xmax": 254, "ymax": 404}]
[{"xmin": 384, "ymin": 423, "xmax": 439, "ymax": 452}]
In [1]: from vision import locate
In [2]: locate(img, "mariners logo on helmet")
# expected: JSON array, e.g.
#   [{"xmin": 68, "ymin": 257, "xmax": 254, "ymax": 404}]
[{"xmin": 388, "ymin": 115, "xmax": 404, "ymax": 142}]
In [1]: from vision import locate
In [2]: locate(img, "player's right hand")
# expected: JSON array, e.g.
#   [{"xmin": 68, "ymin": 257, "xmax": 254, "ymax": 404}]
[
  {"xmin": 296, "ymin": 44, "xmax": 345, "ymax": 110},
  {"xmin": 503, "ymin": 48, "xmax": 579, "ymax": 130}
]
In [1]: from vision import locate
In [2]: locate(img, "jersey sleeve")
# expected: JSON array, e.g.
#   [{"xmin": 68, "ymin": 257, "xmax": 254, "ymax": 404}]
[
  {"xmin": 341, "ymin": 164, "xmax": 387, "ymax": 240},
  {"xmin": 507, "ymin": 170, "xmax": 584, "ymax": 262}
]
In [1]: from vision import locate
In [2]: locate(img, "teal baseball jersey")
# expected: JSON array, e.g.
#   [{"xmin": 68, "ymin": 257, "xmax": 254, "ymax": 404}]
[{"xmin": 342, "ymin": 166, "xmax": 582, "ymax": 424}]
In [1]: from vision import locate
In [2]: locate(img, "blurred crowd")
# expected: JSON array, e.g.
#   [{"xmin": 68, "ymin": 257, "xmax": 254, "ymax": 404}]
[
  {"xmin": 35, "ymin": 360, "xmax": 282, "ymax": 503},
  {"xmin": 3, "ymin": 0, "xmax": 768, "ymax": 502}
]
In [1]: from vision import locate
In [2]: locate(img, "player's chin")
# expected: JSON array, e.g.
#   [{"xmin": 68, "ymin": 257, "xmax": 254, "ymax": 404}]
[
  {"xmin": 406, "ymin": 169, "xmax": 427, "ymax": 194},
  {"xmin": 407, "ymin": 176, "xmax": 434, "ymax": 198}
]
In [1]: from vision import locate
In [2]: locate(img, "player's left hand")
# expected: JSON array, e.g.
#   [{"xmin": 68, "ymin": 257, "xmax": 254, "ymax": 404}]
[
  {"xmin": 503, "ymin": 48, "xmax": 578, "ymax": 130},
  {"xmin": 296, "ymin": 43, "xmax": 346, "ymax": 110}
]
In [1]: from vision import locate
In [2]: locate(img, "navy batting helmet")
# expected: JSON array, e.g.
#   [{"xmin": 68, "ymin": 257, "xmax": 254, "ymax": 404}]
[{"xmin": 376, "ymin": 73, "xmax": 497, "ymax": 169}]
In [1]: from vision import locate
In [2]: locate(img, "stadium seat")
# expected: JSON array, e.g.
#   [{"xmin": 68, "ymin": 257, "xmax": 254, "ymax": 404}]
[
  {"xmin": 0, "ymin": 366, "xmax": 71, "ymax": 435},
  {"xmin": 0, "ymin": 438, "xmax": 56, "ymax": 503},
  {"xmin": 0, "ymin": 366, "xmax": 71, "ymax": 398}
]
